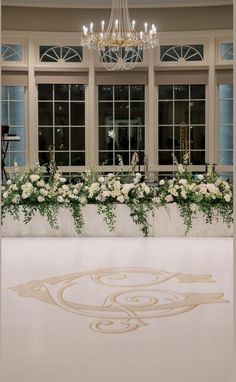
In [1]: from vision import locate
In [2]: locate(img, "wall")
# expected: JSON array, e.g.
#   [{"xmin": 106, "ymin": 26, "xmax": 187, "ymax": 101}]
[{"xmin": 2, "ymin": 5, "xmax": 233, "ymax": 32}]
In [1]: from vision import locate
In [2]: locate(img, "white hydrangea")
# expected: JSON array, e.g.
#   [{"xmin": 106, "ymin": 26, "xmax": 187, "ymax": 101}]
[
  {"xmin": 78, "ymin": 196, "xmax": 87, "ymax": 205},
  {"xmin": 117, "ymin": 195, "xmax": 125, "ymax": 203},
  {"xmin": 12, "ymin": 195, "xmax": 20, "ymax": 204},
  {"xmin": 98, "ymin": 176, "xmax": 105, "ymax": 183},
  {"xmin": 37, "ymin": 196, "xmax": 45, "ymax": 203},
  {"xmin": 179, "ymin": 179, "xmax": 187, "ymax": 185},
  {"xmin": 37, "ymin": 179, "xmax": 45, "ymax": 187},
  {"xmin": 30, "ymin": 174, "xmax": 40, "ymax": 183},
  {"xmin": 224, "ymin": 194, "xmax": 231, "ymax": 202},
  {"xmin": 40, "ymin": 188, "xmax": 49, "ymax": 196}
]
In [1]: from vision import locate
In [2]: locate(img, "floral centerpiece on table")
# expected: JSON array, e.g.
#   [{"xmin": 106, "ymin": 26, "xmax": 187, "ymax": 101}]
[
  {"xmin": 157, "ymin": 164, "xmax": 233, "ymax": 232},
  {"xmin": 1, "ymin": 162, "xmax": 233, "ymax": 236}
]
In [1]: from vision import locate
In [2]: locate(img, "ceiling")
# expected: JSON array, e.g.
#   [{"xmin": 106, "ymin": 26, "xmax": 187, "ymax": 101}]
[{"xmin": 2, "ymin": 0, "xmax": 233, "ymax": 8}]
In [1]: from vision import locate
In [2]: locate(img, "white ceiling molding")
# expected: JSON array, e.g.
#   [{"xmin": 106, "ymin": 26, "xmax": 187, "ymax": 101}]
[{"xmin": 2, "ymin": 0, "xmax": 233, "ymax": 8}]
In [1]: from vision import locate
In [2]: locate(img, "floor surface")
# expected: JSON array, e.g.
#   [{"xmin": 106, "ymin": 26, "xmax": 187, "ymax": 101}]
[{"xmin": 0, "ymin": 237, "xmax": 234, "ymax": 382}]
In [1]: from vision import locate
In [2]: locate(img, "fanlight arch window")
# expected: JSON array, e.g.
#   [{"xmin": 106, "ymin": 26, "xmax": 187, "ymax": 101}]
[
  {"xmin": 160, "ymin": 45, "xmax": 204, "ymax": 62},
  {"xmin": 220, "ymin": 43, "xmax": 233, "ymax": 61},
  {"xmin": 1, "ymin": 44, "xmax": 22, "ymax": 62},
  {"xmin": 40, "ymin": 46, "xmax": 83, "ymax": 63}
]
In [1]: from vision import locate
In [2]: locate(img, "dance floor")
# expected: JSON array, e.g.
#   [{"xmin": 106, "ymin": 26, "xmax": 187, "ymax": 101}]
[{"xmin": 0, "ymin": 237, "xmax": 234, "ymax": 382}]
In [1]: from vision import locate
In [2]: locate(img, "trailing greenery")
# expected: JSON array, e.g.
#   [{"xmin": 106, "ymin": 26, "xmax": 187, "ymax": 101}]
[{"xmin": 1, "ymin": 163, "xmax": 233, "ymax": 236}]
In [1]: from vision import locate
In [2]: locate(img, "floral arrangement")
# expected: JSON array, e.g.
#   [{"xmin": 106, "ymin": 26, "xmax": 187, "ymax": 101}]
[{"xmin": 1, "ymin": 163, "xmax": 233, "ymax": 236}]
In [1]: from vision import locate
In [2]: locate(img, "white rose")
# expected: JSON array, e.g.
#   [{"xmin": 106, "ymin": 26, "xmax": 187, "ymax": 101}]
[
  {"xmin": 37, "ymin": 180, "xmax": 45, "ymax": 187},
  {"xmin": 159, "ymin": 179, "xmax": 165, "ymax": 186},
  {"xmin": 59, "ymin": 177, "xmax": 66, "ymax": 183},
  {"xmin": 179, "ymin": 179, "xmax": 187, "ymax": 185},
  {"xmin": 224, "ymin": 194, "xmax": 231, "ymax": 202},
  {"xmin": 40, "ymin": 188, "xmax": 49, "ymax": 196},
  {"xmin": 165, "ymin": 195, "xmax": 173, "ymax": 203},
  {"xmin": 30, "ymin": 174, "xmax": 40, "ymax": 183},
  {"xmin": 73, "ymin": 188, "xmax": 79, "ymax": 195},
  {"xmin": 177, "ymin": 164, "xmax": 184, "ymax": 173},
  {"xmin": 98, "ymin": 176, "xmax": 105, "ymax": 183},
  {"xmin": 62, "ymin": 184, "xmax": 69, "ymax": 191},
  {"xmin": 117, "ymin": 195, "xmax": 125, "ymax": 203},
  {"xmin": 37, "ymin": 196, "xmax": 45, "ymax": 203},
  {"xmin": 6, "ymin": 179, "xmax": 12, "ymax": 185},
  {"xmin": 57, "ymin": 196, "xmax": 64, "ymax": 203},
  {"xmin": 190, "ymin": 203, "xmax": 198, "ymax": 212},
  {"xmin": 3, "ymin": 191, "xmax": 8, "ymax": 199},
  {"xmin": 12, "ymin": 195, "xmax": 20, "ymax": 204},
  {"xmin": 78, "ymin": 196, "xmax": 87, "ymax": 205},
  {"xmin": 102, "ymin": 190, "xmax": 111, "ymax": 198},
  {"xmin": 54, "ymin": 173, "xmax": 60, "ymax": 181}
]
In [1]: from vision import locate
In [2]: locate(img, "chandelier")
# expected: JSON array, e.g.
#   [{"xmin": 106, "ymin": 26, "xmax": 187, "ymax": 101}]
[{"xmin": 81, "ymin": 0, "xmax": 159, "ymax": 71}]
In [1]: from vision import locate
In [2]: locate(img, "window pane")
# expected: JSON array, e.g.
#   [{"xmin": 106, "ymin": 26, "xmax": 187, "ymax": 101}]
[
  {"xmin": 159, "ymin": 126, "xmax": 173, "ymax": 149},
  {"xmin": 38, "ymin": 84, "xmax": 53, "ymax": 100},
  {"xmin": 39, "ymin": 127, "xmax": 53, "ymax": 151},
  {"xmin": 1, "ymin": 87, "xmax": 8, "ymax": 100},
  {"xmin": 99, "ymin": 127, "xmax": 114, "ymax": 150},
  {"xmin": 115, "ymin": 85, "xmax": 129, "ymax": 100},
  {"xmin": 130, "ymin": 85, "xmax": 144, "ymax": 100},
  {"xmin": 99, "ymin": 102, "xmax": 113, "ymax": 125},
  {"xmin": 219, "ymin": 100, "xmax": 233, "ymax": 124},
  {"xmin": 55, "ymin": 152, "xmax": 69, "ymax": 166},
  {"xmin": 10, "ymin": 127, "xmax": 25, "ymax": 151},
  {"xmin": 159, "ymin": 85, "xmax": 173, "ymax": 100},
  {"xmin": 115, "ymin": 102, "xmax": 129, "ymax": 122},
  {"xmin": 71, "ymin": 102, "xmax": 85, "ymax": 125},
  {"xmin": 219, "ymin": 84, "xmax": 233, "ymax": 99},
  {"xmin": 38, "ymin": 103, "xmax": 53, "ymax": 125},
  {"xmin": 71, "ymin": 84, "xmax": 85, "ymax": 101},
  {"xmin": 191, "ymin": 151, "xmax": 205, "ymax": 164},
  {"xmin": 9, "ymin": 87, "xmax": 24, "ymax": 101},
  {"xmin": 10, "ymin": 101, "xmax": 25, "ymax": 125},
  {"xmin": 9, "ymin": 152, "xmax": 25, "ymax": 166},
  {"xmin": 99, "ymin": 85, "xmax": 113, "ymax": 101},
  {"xmin": 174, "ymin": 85, "xmax": 189, "ymax": 99},
  {"xmin": 71, "ymin": 127, "xmax": 85, "ymax": 150},
  {"xmin": 219, "ymin": 151, "xmax": 233, "ymax": 165},
  {"xmin": 55, "ymin": 102, "xmax": 69, "ymax": 125},
  {"xmin": 2, "ymin": 102, "xmax": 9, "ymax": 125},
  {"xmin": 190, "ymin": 126, "xmax": 205, "ymax": 149},
  {"xmin": 55, "ymin": 127, "xmax": 69, "ymax": 150},
  {"xmin": 99, "ymin": 151, "xmax": 113, "ymax": 165},
  {"xmin": 71, "ymin": 152, "xmax": 85, "ymax": 165},
  {"xmin": 174, "ymin": 101, "xmax": 189, "ymax": 124},
  {"xmin": 219, "ymin": 126, "xmax": 233, "ymax": 150},
  {"xmin": 130, "ymin": 102, "xmax": 144, "ymax": 125},
  {"xmin": 159, "ymin": 101, "xmax": 173, "ymax": 124},
  {"xmin": 55, "ymin": 84, "xmax": 69, "ymax": 100},
  {"xmin": 115, "ymin": 126, "xmax": 129, "ymax": 150},
  {"xmin": 159, "ymin": 151, "xmax": 173, "ymax": 165},
  {"xmin": 39, "ymin": 152, "xmax": 50, "ymax": 166},
  {"xmin": 130, "ymin": 126, "xmax": 145, "ymax": 150},
  {"xmin": 191, "ymin": 85, "xmax": 205, "ymax": 99},
  {"xmin": 115, "ymin": 151, "xmax": 129, "ymax": 165},
  {"xmin": 190, "ymin": 101, "xmax": 205, "ymax": 124}
]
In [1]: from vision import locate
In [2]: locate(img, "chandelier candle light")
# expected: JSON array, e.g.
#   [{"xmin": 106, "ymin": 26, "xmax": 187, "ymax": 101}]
[{"xmin": 81, "ymin": 0, "xmax": 159, "ymax": 71}]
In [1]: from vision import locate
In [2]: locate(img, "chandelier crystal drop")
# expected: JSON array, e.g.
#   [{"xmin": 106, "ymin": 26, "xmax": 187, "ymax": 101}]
[{"xmin": 81, "ymin": 0, "xmax": 159, "ymax": 71}]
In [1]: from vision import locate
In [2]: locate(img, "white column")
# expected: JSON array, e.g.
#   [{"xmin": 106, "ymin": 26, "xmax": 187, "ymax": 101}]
[
  {"xmin": 28, "ymin": 39, "xmax": 38, "ymax": 166},
  {"xmin": 233, "ymin": 0, "xmax": 236, "ymax": 378}
]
